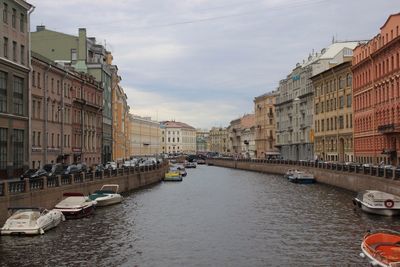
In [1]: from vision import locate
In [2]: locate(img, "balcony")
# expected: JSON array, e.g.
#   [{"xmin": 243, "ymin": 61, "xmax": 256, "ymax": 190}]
[{"xmin": 378, "ymin": 124, "xmax": 400, "ymax": 134}]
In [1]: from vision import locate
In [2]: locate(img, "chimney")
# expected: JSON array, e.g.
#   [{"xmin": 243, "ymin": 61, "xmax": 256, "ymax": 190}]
[
  {"xmin": 36, "ymin": 25, "xmax": 45, "ymax": 32},
  {"xmin": 78, "ymin": 28, "xmax": 87, "ymax": 61}
]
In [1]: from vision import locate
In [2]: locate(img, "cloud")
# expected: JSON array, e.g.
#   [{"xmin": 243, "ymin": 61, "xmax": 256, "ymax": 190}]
[{"xmin": 29, "ymin": 0, "xmax": 400, "ymax": 129}]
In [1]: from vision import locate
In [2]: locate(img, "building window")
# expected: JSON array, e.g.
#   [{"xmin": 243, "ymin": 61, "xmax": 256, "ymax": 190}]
[
  {"xmin": 37, "ymin": 72, "xmax": 41, "ymax": 88},
  {"xmin": 11, "ymin": 8, "xmax": 15, "ymax": 28},
  {"xmin": 0, "ymin": 71, "xmax": 7, "ymax": 112},
  {"xmin": 3, "ymin": 3, "xmax": 8, "ymax": 24},
  {"xmin": 339, "ymin": 96, "xmax": 344, "ymax": 109},
  {"xmin": 20, "ymin": 45, "xmax": 24, "ymax": 65},
  {"xmin": 71, "ymin": 49, "xmax": 77, "ymax": 61},
  {"xmin": 339, "ymin": 116, "xmax": 344, "ymax": 129},
  {"xmin": 32, "ymin": 100, "xmax": 35, "ymax": 118},
  {"xmin": 3, "ymin": 37, "xmax": 8, "ymax": 58},
  {"xmin": 0, "ymin": 128, "xmax": 6, "ymax": 168},
  {"xmin": 37, "ymin": 132, "xmax": 41, "ymax": 147},
  {"xmin": 19, "ymin": 13, "xmax": 24, "ymax": 32},
  {"xmin": 12, "ymin": 41, "xmax": 16, "ymax": 61},
  {"xmin": 32, "ymin": 131, "xmax": 35, "ymax": 146},
  {"xmin": 32, "ymin": 71, "xmax": 35, "ymax": 86},
  {"xmin": 13, "ymin": 76, "xmax": 23, "ymax": 115},
  {"xmin": 346, "ymin": 94, "xmax": 352, "ymax": 108},
  {"xmin": 339, "ymin": 76, "xmax": 345, "ymax": 89},
  {"xmin": 13, "ymin": 129, "xmax": 24, "ymax": 168}
]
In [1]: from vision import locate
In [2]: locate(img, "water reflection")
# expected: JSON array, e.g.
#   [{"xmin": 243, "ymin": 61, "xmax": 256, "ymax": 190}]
[{"xmin": 0, "ymin": 166, "xmax": 395, "ymax": 266}]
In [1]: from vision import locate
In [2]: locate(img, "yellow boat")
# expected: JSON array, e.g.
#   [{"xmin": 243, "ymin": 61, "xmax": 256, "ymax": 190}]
[{"xmin": 164, "ymin": 170, "xmax": 182, "ymax": 182}]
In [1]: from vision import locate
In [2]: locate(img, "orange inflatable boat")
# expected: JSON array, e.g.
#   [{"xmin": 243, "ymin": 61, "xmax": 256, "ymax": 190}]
[{"xmin": 361, "ymin": 230, "xmax": 400, "ymax": 267}]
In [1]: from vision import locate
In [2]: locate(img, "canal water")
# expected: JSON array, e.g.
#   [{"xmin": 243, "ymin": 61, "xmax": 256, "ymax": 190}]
[{"xmin": 0, "ymin": 165, "xmax": 396, "ymax": 266}]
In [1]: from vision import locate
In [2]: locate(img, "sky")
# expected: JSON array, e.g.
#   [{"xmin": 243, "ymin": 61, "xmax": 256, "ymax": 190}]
[{"xmin": 29, "ymin": 0, "xmax": 399, "ymax": 129}]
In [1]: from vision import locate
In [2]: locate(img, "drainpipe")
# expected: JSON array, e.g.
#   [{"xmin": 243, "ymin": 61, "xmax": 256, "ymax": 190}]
[
  {"xmin": 61, "ymin": 72, "xmax": 68, "ymax": 163},
  {"xmin": 81, "ymin": 80, "xmax": 85, "ymax": 164},
  {"xmin": 43, "ymin": 65, "xmax": 52, "ymax": 164},
  {"xmin": 27, "ymin": 5, "xmax": 35, "ymax": 168}
]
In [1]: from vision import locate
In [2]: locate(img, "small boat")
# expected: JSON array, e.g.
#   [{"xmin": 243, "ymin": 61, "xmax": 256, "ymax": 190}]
[
  {"xmin": 360, "ymin": 229, "xmax": 400, "ymax": 267},
  {"xmin": 1, "ymin": 207, "xmax": 65, "ymax": 235},
  {"xmin": 54, "ymin": 192, "xmax": 97, "ymax": 219},
  {"xmin": 197, "ymin": 159, "xmax": 206, "ymax": 165},
  {"xmin": 284, "ymin": 169, "xmax": 298, "ymax": 179},
  {"xmin": 88, "ymin": 184, "xmax": 123, "ymax": 207},
  {"xmin": 184, "ymin": 162, "xmax": 197, "ymax": 168},
  {"xmin": 353, "ymin": 190, "xmax": 400, "ymax": 216},
  {"xmin": 175, "ymin": 165, "xmax": 187, "ymax": 177},
  {"xmin": 287, "ymin": 170, "xmax": 315, "ymax": 184},
  {"xmin": 164, "ymin": 170, "xmax": 182, "ymax": 182}
]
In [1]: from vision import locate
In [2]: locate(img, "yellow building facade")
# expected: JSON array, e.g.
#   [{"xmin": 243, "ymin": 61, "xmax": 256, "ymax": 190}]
[
  {"xmin": 312, "ymin": 61, "xmax": 354, "ymax": 163},
  {"xmin": 254, "ymin": 91, "xmax": 279, "ymax": 158},
  {"xmin": 111, "ymin": 65, "xmax": 130, "ymax": 162},
  {"xmin": 208, "ymin": 127, "xmax": 228, "ymax": 154},
  {"xmin": 130, "ymin": 115, "xmax": 161, "ymax": 156}
]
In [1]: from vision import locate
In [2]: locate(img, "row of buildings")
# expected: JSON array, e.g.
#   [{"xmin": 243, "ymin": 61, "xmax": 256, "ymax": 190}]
[
  {"xmin": 207, "ymin": 13, "xmax": 400, "ymax": 166},
  {"xmin": 0, "ymin": 0, "xmax": 203, "ymax": 179}
]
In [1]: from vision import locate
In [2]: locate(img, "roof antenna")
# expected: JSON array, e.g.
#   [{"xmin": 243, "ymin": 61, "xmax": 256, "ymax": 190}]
[{"xmin": 332, "ymin": 35, "xmax": 335, "ymax": 44}]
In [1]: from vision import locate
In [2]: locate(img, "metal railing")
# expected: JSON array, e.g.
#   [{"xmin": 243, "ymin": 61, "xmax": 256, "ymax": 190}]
[
  {"xmin": 0, "ymin": 161, "xmax": 167, "ymax": 197},
  {"xmin": 210, "ymin": 158, "xmax": 400, "ymax": 180}
]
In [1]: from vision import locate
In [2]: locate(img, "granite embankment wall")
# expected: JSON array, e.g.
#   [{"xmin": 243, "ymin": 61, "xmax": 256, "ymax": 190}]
[
  {"xmin": 208, "ymin": 159, "xmax": 400, "ymax": 195},
  {"xmin": 0, "ymin": 163, "xmax": 168, "ymax": 224}
]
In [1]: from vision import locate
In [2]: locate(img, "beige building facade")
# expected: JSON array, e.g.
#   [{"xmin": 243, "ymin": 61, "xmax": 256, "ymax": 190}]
[
  {"xmin": 130, "ymin": 115, "xmax": 160, "ymax": 156},
  {"xmin": 227, "ymin": 114, "xmax": 256, "ymax": 158},
  {"xmin": 208, "ymin": 127, "xmax": 228, "ymax": 154},
  {"xmin": 0, "ymin": 0, "xmax": 32, "ymax": 178},
  {"xmin": 254, "ymin": 91, "xmax": 279, "ymax": 159},
  {"xmin": 312, "ymin": 61, "xmax": 354, "ymax": 163},
  {"xmin": 160, "ymin": 121, "xmax": 196, "ymax": 154},
  {"xmin": 111, "ymin": 64, "xmax": 130, "ymax": 162}
]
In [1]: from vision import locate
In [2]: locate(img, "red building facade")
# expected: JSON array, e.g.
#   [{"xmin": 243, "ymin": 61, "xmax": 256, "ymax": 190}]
[
  {"xmin": 352, "ymin": 13, "xmax": 400, "ymax": 165},
  {"xmin": 71, "ymin": 73, "xmax": 103, "ymax": 166}
]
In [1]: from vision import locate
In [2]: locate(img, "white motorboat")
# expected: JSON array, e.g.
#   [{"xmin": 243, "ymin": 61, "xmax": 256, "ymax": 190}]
[
  {"xmin": 88, "ymin": 184, "xmax": 123, "ymax": 207},
  {"xmin": 1, "ymin": 207, "xmax": 65, "ymax": 235},
  {"xmin": 284, "ymin": 169, "xmax": 298, "ymax": 179},
  {"xmin": 353, "ymin": 190, "xmax": 400, "ymax": 216},
  {"xmin": 54, "ymin": 192, "xmax": 97, "ymax": 219},
  {"xmin": 287, "ymin": 170, "xmax": 315, "ymax": 184}
]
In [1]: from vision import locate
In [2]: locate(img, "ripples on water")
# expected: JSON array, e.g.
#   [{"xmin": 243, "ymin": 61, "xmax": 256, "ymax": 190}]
[{"xmin": 0, "ymin": 166, "xmax": 396, "ymax": 266}]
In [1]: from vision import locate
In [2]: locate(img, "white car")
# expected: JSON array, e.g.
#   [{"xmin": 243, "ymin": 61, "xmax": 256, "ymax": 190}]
[{"xmin": 105, "ymin": 161, "xmax": 117, "ymax": 170}]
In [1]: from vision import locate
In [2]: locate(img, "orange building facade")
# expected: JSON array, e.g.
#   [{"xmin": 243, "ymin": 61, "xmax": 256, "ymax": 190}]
[{"xmin": 352, "ymin": 13, "xmax": 400, "ymax": 165}]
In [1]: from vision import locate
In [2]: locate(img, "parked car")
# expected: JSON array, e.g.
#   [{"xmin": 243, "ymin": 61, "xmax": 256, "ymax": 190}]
[
  {"xmin": 63, "ymin": 165, "xmax": 80, "ymax": 176},
  {"xmin": 122, "ymin": 160, "xmax": 134, "ymax": 168},
  {"xmin": 105, "ymin": 162, "xmax": 117, "ymax": 171},
  {"xmin": 19, "ymin": 169, "xmax": 38, "ymax": 181},
  {"xmin": 48, "ymin": 164, "xmax": 66, "ymax": 178},
  {"xmin": 94, "ymin": 164, "xmax": 105, "ymax": 173},
  {"xmin": 76, "ymin": 163, "xmax": 88, "ymax": 173},
  {"xmin": 30, "ymin": 168, "xmax": 50, "ymax": 179}
]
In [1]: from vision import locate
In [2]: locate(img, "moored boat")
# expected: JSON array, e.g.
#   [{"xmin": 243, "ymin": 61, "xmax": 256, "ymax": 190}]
[
  {"xmin": 361, "ymin": 229, "xmax": 400, "ymax": 267},
  {"xmin": 287, "ymin": 170, "xmax": 315, "ymax": 184},
  {"xmin": 184, "ymin": 162, "xmax": 197, "ymax": 168},
  {"xmin": 89, "ymin": 184, "xmax": 123, "ymax": 207},
  {"xmin": 353, "ymin": 190, "xmax": 400, "ymax": 216},
  {"xmin": 1, "ymin": 207, "xmax": 65, "ymax": 235},
  {"xmin": 164, "ymin": 169, "xmax": 182, "ymax": 182},
  {"xmin": 197, "ymin": 159, "xmax": 206, "ymax": 165},
  {"xmin": 284, "ymin": 169, "xmax": 298, "ymax": 179},
  {"xmin": 54, "ymin": 193, "xmax": 97, "ymax": 219}
]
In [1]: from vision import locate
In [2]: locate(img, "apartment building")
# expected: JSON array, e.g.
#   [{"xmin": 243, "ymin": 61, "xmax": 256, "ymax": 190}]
[
  {"xmin": 352, "ymin": 14, "xmax": 400, "ymax": 165},
  {"xmin": 312, "ymin": 61, "xmax": 354, "ymax": 163},
  {"xmin": 254, "ymin": 90, "xmax": 279, "ymax": 158},
  {"xmin": 0, "ymin": 0, "xmax": 32, "ymax": 178}
]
